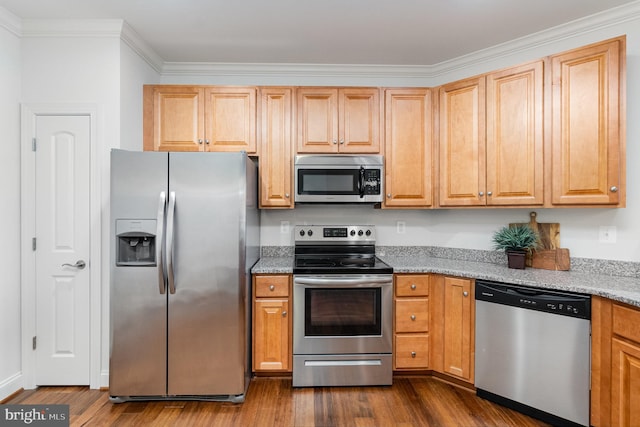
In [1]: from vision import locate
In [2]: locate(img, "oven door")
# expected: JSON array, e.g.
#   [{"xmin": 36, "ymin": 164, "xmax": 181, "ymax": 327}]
[{"xmin": 293, "ymin": 275, "xmax": 393, "ymax": 355}]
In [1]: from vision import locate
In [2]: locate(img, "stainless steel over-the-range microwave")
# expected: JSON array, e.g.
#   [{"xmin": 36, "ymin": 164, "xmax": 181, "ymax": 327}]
[{"xmin": 294, "ymin": 155, "xmax": 384, "ymax": 203}]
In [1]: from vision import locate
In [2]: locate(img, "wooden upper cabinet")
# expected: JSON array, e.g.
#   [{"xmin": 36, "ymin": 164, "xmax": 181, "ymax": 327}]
[
  {"xmin": 144, "ymin": 85, "xmax": 204, "ymax": 151},
  {"xmin": 259, "ymin": 87, "xmax": 294, "ymax": 208},
  {"xmin": 486, "ymin": 60, "xmax": 544, "ymax": 206},
  {"xmin": 296, "ymin": 87, "xmax": 380, "ymax": 153},
  {"xmin": 438, "ymin": 77, "xmax": 486, "ymax": 207},
  {"xmin": 383, "ymin": 89, "xmax": 433, "ymax": 208},
  {"xmin": 143, "ymin": 85, "xmax": 256, "ymax": 153},
  {"xmin": 439, "ymin": 62, "xmax": 544, "ymax": 207},
  {"xmin": 550, "ymin": 37, "xmax": 625, "ymax": 206},
  {"xmin": 204, "ymin": 87, "xmax": 257, "ymax": 153}
]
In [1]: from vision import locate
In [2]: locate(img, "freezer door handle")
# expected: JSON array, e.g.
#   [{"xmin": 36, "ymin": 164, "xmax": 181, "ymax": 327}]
[
  {"xmin": 156, "ymin": 192, "xmax": 167, "ymax": 294},
  {"xmin": 166, "ymin": 191, "xmax": 176, "ymax": 294}
]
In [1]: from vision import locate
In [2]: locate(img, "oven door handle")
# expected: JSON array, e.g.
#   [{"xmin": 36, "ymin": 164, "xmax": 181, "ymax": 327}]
[{"xmin": 294, "ymin": 276, "xmax": 392, "ymax": 286}]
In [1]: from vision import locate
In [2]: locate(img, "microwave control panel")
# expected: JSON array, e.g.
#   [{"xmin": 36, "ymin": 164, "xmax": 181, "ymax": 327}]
[{"xmin": 363, "ymin": 169, "xmax": 381, "ymax": 194}]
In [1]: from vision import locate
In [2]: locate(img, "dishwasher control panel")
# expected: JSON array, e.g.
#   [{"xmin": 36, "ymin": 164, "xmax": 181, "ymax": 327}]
[{"xmin": 475, "ymin": 280, "xmax": 591, "ymax": 319}]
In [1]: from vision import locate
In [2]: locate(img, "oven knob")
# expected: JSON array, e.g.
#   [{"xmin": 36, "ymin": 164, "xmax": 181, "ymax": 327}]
[
  {"xmin": 299, "ymin": 230, "xmax": 305, "ymax": 236},
  {"xmin": 358, "ymin": 230, "xmax": 364, "ymax": 236},
  {"xmin": 307, "ymin": 230, "xmax": 313, "ymax": 236},
  {"xmin": 350, "ymin": 230, "xmax": 356, "ymax": 236},
  {"xmin": 365, "ymin": 229, "xmax": 372, "ymax": 236}
]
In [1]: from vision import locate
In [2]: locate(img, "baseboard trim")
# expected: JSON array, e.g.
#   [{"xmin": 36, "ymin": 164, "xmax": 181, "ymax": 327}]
[{"xmin": 0, "ymin": 373, "xmax": 23, "ymax": 402}]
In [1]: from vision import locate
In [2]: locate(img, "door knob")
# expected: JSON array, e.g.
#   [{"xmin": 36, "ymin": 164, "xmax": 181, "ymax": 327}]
[{"xmin": 62, "ymin": 260, "xmax": 86, "ymax": 270}]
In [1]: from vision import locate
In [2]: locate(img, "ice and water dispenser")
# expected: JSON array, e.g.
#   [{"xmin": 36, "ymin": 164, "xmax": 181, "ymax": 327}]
[{"xmin": 116, "ymin": 219, "xmax": 157, "ymax": 266}]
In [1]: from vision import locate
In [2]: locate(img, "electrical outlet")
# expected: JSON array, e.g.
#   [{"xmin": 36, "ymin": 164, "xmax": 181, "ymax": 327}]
[
  {"xmin": 599, "ymin": 226, "xmax": 617, "ymax": 243},
  {"xmin": 396, "ymin": 221, "xmax": 406, "ymax": 234},
  {"xmin": 280, "ymin": 220, "xmax": 290, "ymax": 234}
]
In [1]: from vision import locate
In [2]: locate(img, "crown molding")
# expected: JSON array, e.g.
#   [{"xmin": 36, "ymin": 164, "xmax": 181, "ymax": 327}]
[
  {"xmin": 20, "ymin": 18, "xmax": 124, "ymax": 38},
  {"xmin": 160, "ymin": 61, "xmax": 433, "ymax": 79},
  {"xmin": 430, "ymin": 0, "xmax": 640, "ymax": 78},
  {"xmin": 120, "ymin": 22, "xmax": 163, "ymax": 73},
  {"xmin": 0, "ymin": 6, "xmax": 21, "ymax": 37}
]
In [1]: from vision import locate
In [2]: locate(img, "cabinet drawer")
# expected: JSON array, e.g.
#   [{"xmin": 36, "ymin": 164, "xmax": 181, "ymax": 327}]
[
  {"xmin": 395, "ymin": 299, "xmax": 429, "ymax": 333},
  {"xmin": 396, "ymin": 275, "xmax": 429, "ymax": 297},
  {"xmin": 613, "ymin": 303, "xmax": 640, "ymax": 343},
  {"xmin": 255, "ymin": 275, "xmax": 290, "ymax": 297},
  {"xmin": 395, "ymin": 334, "xmax": 429, "ymax": 369}
]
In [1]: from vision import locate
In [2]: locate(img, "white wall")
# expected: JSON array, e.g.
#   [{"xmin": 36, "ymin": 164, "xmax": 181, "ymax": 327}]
[{"xmin": 0, "ymin": 17, "xmax": 23, "ymax": 401}]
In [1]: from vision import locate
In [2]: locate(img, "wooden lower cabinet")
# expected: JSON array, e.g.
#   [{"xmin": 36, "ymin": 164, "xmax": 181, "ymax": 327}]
[
  {"xmin": 252, "ymin": 274, "xmax": 292, "ymax": 372},
  {"xmin": 592, "ymin": 296, "xmax": 640, "ymax": 427},
  {"xmin": 394, "ymin": 274, "xmax": 430, "ymax": 370},
  {"xmin": 430, "ymin": 275, "xmax": 475, "ymax": 383}
]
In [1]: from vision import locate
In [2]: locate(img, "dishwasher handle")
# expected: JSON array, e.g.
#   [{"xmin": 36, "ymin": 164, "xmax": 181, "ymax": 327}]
[{"xmin": 475, "ymin": 280, "xmax": 591, "ymax": 320}]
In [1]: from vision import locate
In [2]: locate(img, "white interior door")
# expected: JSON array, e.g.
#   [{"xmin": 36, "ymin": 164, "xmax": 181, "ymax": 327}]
[{"xmin": 34, "ymin": 115, "xmax": 91, "ymax": 385}]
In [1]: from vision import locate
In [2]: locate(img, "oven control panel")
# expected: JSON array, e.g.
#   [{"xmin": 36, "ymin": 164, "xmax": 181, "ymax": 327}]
[{"xmin": 295, "ymin": 225, "xmax": 376, "ymax": 243}]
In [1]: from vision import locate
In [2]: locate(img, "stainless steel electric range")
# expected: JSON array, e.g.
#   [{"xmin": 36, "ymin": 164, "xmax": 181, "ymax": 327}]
[{"xmin": 292, "ymin": 225, "xmax": 393, "ymax": 387}]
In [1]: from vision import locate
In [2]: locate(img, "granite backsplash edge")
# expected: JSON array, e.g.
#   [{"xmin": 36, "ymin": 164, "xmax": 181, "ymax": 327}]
[{"xmin": 260, "ymin": 245, "xmax": 640, "ymax": 279}]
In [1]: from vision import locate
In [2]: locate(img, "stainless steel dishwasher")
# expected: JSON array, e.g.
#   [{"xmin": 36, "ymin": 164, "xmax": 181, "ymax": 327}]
[{"xmin": 475, "ymin": 280, "xmax": 591, "ymax": 427}]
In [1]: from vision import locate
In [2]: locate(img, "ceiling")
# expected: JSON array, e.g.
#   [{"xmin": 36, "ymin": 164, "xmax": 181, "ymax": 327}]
[{"xmin": 0, "ymin": 0, "xmax": 636, "ymax": 65}]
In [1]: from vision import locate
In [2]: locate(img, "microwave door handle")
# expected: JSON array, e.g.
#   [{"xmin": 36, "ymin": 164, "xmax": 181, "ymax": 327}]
[{"xmin": 359, "ymin": 166, "xmax": 365, "ymax": 198}]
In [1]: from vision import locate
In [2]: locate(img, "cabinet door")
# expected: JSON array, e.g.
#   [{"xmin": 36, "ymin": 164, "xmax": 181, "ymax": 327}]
[
  {"xmin": 442, "ymin": 277, "xmax": 474, "ymax": 381},
  {"xmin": 259, "ymin": 88, "xmax": 294, "ymax": 208},
  {"xmin": 432, "ymin": 275, "xmax": 474, "ymax": 382},
  {"xmin": 339, "ymin": 88, "xmax": 381, "ymax": 153},
  {"xmin": 550, "ymin": 37, "xmax": 624, "ymax": 205},
  {"xmin": 204, "ymin": 87, "xmax": 257, "ymax": 153},
  {"xmin": 296, "ymin": 88, "xmax": 339, "ymax": 153},
  {"xmin": 383, "ymin": 89, "xmax": 433, "ymax": 208},
  {"xmin": 253, "ymin": 299, "xmax": 290, "ymax": 371},
  {"xmin": 144, "ymin": 85, "xmax": 205, "ymax": 152},
  {"xmin": 486, "ymin": 61, "xmax": 544, "ymax": 206},
  {"xmin": 611, "ymin": 337, "xmax": 640, "ymax": 427},
  {"xmin": 438, "ymin": 77, "xmax": 486, "ymax": 207}
]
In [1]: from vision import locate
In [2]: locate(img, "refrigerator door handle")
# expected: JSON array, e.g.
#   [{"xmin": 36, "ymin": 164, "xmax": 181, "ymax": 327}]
[
  {"xmin": 166, "ymin": 191, "xmax": 176, "ymax": 294},
  {"xmin": 156, "ymin": 191, "xmax": 167, "ymax": 294}
]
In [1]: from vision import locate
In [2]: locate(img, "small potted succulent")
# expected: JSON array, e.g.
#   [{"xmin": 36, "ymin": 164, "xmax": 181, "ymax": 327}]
[{"xmin": 492, "ymin": 225, "xmax": 540, "ymax": 269}]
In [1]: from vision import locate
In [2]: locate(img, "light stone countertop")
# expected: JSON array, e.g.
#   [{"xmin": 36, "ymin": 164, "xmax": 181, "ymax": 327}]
[{"xmin": 252, "ymin": 252, "xmax": 640, "ymax": 308}]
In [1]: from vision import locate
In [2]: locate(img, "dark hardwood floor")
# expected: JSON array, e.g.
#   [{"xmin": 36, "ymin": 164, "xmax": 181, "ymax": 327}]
[{"xmin": 5, "ymin": 376, "xmax": 550, "ymax": 426}]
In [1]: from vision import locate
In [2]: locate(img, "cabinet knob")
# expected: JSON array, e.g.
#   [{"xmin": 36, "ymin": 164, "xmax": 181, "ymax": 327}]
[
  {"xmin": 479, "ymin": 191, "xmax": 484, "ymax": 197},
  {"xmin": 487, "ymin": 191, "xmax": 492, "ymax": 196},
  {"xmin": 332, "ymin": 139, "xmax": 337, "ymax": 145},
  {"xmin": 410, "ymin": 314, "xmax": 416, "ymax": 321},
  {"xmin": 610, "ymin": 186, "xmax": 618, "ymax": 193},
  {"xmin": 285, "ymin": 193, "xmax": 290, "ymax": 198},
  {"xmin": 198, "ymin": 139, "xmax": 203, "ymax": 144},
  {"xmin": 282, "ymin": 311, "xmax": 287, "ymax": 317},
  {"xmin": 205, "ymin": 139, "xmax": 210, "ymax": 145},
  {"xmin": 339, "ymin": 139, "xmax": 344, "ymax": 144},
  {"xmin": 411, "ymin": 351, "xmax": 417, "ymax": 358},
  {"xmin": 387, "ymin": 193, "xmax": 392, "ymax": 198},
  {"xmin": 411, "ymin": 284, "xmax": 416, "ymax": 290},
  {"xmin": 463, "ymin": 291, "xmax": 469, "ymax": 297},
  {"xmin": 269, "ymin": 285, "xmax": 275, "ymax": 291}
]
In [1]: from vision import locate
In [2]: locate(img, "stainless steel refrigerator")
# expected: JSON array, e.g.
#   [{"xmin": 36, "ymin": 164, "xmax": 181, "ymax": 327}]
[{"xmin": 109, "ymin": 149, "xmax": 260, "ymax": 403}]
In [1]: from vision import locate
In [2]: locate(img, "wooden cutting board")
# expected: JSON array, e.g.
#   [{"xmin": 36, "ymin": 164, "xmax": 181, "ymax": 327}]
[{"xmin": 509, "ymin": 211, "xmax": 569, "ymax": 270}]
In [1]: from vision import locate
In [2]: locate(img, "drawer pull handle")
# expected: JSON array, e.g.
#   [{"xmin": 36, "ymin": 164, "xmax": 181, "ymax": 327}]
[
  {"xmin": 269, "ymin": 285, "xmax": 275, "ymax": 291},
  {"xmin": 410, "ymin": 314, "xmax": 416, "ymax": 321},
  {"xmin": 282, "ymin": 311, "xmax": 287, "ymax": 317},
  {"xmin": 411, "ymin": 284, "xmax": 416, "ymax": 290},
  {"xmin": 411, "ymin": 352, "xmax": 416, "ymax": 358}
]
